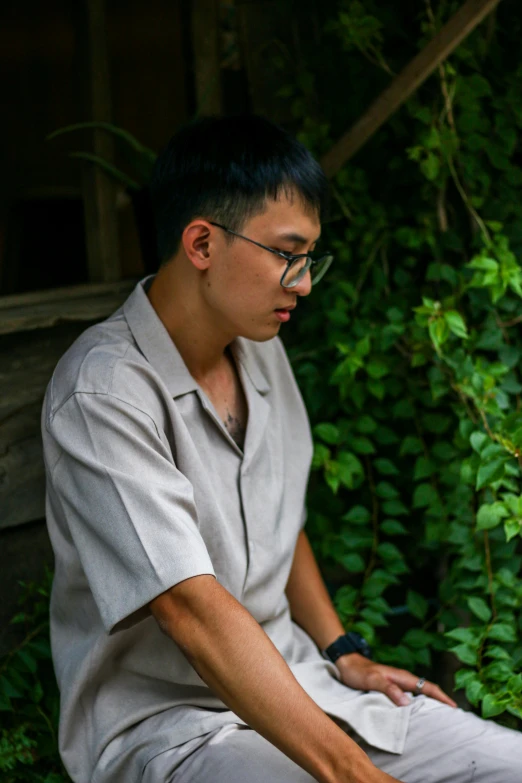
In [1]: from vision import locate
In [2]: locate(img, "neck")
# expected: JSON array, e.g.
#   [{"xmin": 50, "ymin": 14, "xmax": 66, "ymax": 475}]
[{"xmin": 146, "ymin": 260, "xmax": 234, "ymax": 383}]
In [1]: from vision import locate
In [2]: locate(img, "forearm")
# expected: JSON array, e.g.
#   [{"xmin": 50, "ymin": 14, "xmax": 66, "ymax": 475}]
[
  {"xmin": 150, "ymin": 575, "xmax": 373, "ymax": 783},
  {"xmin": 285, "ymin": 530, "xmax": 345, "ymax": 651}
]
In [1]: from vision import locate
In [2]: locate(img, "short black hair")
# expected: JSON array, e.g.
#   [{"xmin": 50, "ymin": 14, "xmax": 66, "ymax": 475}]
[{"xmin": 150, "ymin": 114, "xmax": 329, "ymax": 263}]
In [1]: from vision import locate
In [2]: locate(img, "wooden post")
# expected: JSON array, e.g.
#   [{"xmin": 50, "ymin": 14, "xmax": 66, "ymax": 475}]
[
  {"xmin": 236, "ymin": 0, "xmax": 294, "ymax": 125},
  {"xmin": 81, "ymin": 0, "xmax": 120, "ymax": 282},
  {"xmin": 320, "ymin": 0, "xmax": 503, "ymax": 178},
  {"xmin": 191, "ymin": 0, "xmax": 223, "ymax": 115}
]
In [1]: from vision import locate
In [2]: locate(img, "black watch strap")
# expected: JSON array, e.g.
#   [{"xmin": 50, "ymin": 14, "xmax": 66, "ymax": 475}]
[{"xmin": 322, "ymin": 632, "xmax": 372, "ymax": 663}]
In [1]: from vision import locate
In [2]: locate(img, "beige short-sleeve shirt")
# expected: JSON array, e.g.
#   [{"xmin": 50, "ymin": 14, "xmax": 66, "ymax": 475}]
[{"xmin": 42, "ymin": 277, "xmax": 411, "ymax": 783}]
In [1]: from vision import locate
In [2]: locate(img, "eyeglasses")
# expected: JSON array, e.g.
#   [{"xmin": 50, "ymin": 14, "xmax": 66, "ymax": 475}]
[{"xmin": 209, "ymin": 221, "xmax": 334, "ymax": 289}]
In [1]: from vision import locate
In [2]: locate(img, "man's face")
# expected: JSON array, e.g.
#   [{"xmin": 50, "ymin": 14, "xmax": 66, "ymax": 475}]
[{"xmin": 205, "ymin": 191, "xmax": 321, "ymax": 342}]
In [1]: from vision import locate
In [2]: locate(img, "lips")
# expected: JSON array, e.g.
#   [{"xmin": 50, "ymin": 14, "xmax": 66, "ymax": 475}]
[{"xmin": 274, "ymin": 306, "xmax": 294, "ymax": 323}]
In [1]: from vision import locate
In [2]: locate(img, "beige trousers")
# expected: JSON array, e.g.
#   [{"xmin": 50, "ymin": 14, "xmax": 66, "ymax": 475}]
[{"xmin": 142, "ymin": 696, "xmax": 522, "ymax": 783}]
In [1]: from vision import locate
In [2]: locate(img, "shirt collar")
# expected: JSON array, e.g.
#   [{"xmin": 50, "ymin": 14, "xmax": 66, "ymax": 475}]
[{"xmin": 123, "ymin": 276, "xmax": 270, "ymax": 398}]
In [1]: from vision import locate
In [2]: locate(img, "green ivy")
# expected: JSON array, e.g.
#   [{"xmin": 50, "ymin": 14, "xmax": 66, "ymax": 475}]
[
  {"xmin": 0, "ymin": 572, "xmax": 70, "ymax": 782},
  {"xmin": 278, "ymin": 0, "xmax": 522, "ymax": 725}
]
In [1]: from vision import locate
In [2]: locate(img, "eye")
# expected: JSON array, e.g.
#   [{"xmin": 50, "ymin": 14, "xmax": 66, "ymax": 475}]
[{"xmin": 271, "ymin": 247, "xmax": 295, "ymax": 260}]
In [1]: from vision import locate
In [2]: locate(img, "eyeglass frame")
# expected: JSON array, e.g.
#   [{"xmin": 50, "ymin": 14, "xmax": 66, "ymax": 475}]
[{"xmin": 208, "ymin": 221, "xmax": 333, "ymax": 288}]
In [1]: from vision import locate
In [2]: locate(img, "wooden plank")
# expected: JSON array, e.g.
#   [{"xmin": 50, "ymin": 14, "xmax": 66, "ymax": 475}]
[
  {"xmin": 0, "ymin": 324, "xmax": 91, "ymax": 529},
  {"xmin": 81, "ymin": 0, "xmax": 121, "ymax": 281},
  {"xmin": 0, "ymin": 280, "xmax": 135, "ymax": 335},
  {"xmin": 191, "ymin": 0, "xmax": 223, "ymax": 115},
  {"xmin": 320, "ymin": 0, "xmax": 503, "ymax": 178}
]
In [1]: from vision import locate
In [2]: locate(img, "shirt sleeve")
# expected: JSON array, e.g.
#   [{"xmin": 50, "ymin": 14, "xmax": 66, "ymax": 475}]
[{"xmin": 47, "ymin": 391, "xmax": 215, "ymax": 632}]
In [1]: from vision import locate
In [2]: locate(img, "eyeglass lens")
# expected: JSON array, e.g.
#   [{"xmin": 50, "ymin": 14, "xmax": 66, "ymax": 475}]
[{"xmin": 282, "ymin": 255, "xmax": 334, "ymax": 288}]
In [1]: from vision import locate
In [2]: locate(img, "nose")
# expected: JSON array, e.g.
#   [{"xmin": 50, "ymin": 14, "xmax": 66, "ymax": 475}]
[{"xmin": 293, "ymin": 269, "xmax": 312, "ymax": 297}]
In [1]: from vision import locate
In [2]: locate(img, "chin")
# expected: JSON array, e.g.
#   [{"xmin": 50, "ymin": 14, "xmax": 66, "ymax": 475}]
[{"xmin": 238, "ymin": 321, "xmax": 281, "ymax": 343}]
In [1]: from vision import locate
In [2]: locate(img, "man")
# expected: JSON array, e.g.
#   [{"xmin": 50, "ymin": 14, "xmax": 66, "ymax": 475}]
[{"xmin": 42, "ymin": 115, "xmax": 521, "ymax": 783}]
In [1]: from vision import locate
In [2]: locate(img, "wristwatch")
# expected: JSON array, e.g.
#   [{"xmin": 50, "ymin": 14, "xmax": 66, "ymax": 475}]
[{"xmin": 322, "ymin": 632, "xmax": 372, "ymax": 663}]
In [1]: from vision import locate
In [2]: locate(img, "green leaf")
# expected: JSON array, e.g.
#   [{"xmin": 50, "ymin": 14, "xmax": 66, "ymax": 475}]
[
  {"xmin": 340, "ymin": 553, "xmax": 366, "ymax": 573},
  {"xmin": 382, "ymin": 499, "xmax": 409, "ymax": 516},
  {"xmin": 403, "ymin": 628, "xmax": 433, "ymax": 648},
  {"xmin": 360, "ymin": 608, "xmax": 388, "ymax": 627},
  {"xmin": 68, "ymin": 152, "xmax": 141, "ymax": 190},
  {"xmin": 367, "ymin": 379, "xmax": 386, "ymax": 400},
  {"xmin": 399, "ymin": 436, "xmax": 424, "ymax": 455},
  {"xmin": 454, "ymin": 668, "xmax": 476, "ymax": 689},
  {"xmin": 0, "ymin": 675, "xmax": 24, "ymax": 700},
  {"xmin": 484, "ymin": 645, "xmax": 512, "ymax": 661},
  {"xmin": 445, "ymin": 627, "xmax": 479, "ymax": 645},
  {"xmin": 314, "ymin": 423, "xmax": 340, "ymax": 444},
  {"xmin": 407, "ymin": 590, "xmax": 428, "ymax": 620},
  {"xmin": 476, "ymin": 458, "xmax": 507, "ymax": 490},
  {"xmin": 351, "ymin": 436, "xmax": 375, "ymax": 454},
  {"xmin": 380, "ymin": 519, "xmax": 408, "ymax": 536},
  {"xmin": 366, "ymin": 360, "xmax": 389, "ymax": 379},
  {"xmin": 444, "ymin": 310, "xmax": 468, "ymax": 338},
  {"xmin": 420, "ymin": 152, "xmax": 440, "ymax": 181},
  {"xmin": 476, "ymin": 502, "xmax": 509, "ymax": 530},
  {"xmin": 504, "ymin": 518, "xmax": 522, "ymax": 542},
  {"xmin": 337, "ymin": 451, "xmax": 364, "ymax": 487},
  {"xmin": 467, "ymin": 596, "xmax": 492, "ymax": 623},
  {"xmin": 376, "ymin": 482, "xmax": 399, "ymax": 500},
  {"xmin": 428, "ymin": 317, "xmax": 450, "ymax": 351},
  {"xmin": 470, "ymin": 431, "xmax": 488, "ymax": 454},
  {"xmin": 488, "ymin": 623, "xmax": 517, "ymax": 643},
  {"xmin": 355, "ymin": 415, "xmax": 378, "ymax": 434},
  {"xmin": 451, "ymin": 644, "xmax": 478, "ymax": 666},
  {"xmin": 412, "ymin": 483, "xmax": 439, "ymax": 508},
  {"xmin": 466, "ymin": 679, "xmax": 486, "ymax": 706},
  {"xmin": 482, "ymin": 693, "xmax": 508, "ymax": 719},
  {"xmin": 312, "ymin": 443, "xmax": 330, "ymax": 469},
  {"xmin": 413, "ymin": 456, "xmax": 435, "ymax": 480},
  {"xmin": 377, "ymin": 542, "xmax": 402, "ymax": 561},
  {"xmin": 361, "ymin": 569, "xmax": 398, "ymax": 598},
  {"xmin": 16, "ymin": 649, "xmax": 37, "ymax": 673},
  {"xmin": 373, "ymin": 458, "xmax": 400, "ymax": 476},
  {"xmin": 343, "ymin": 506, "xmax": 371, "ymax": 525}
]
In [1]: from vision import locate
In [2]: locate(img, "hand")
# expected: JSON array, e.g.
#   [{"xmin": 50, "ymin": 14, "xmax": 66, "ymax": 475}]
[{"xmin": 335, "ymin": 653, "xmax": 457, "ymax": 708}]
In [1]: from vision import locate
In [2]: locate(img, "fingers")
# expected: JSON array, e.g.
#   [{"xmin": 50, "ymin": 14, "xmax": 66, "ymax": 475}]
[
  {"xmin": 371, "ymin": 665, "xmax": 457, "ymax": 709},
  {"xmin": 383, "ymin": 681, "xmax": 411, "ymax": 707},
  {"xmin": 388, "ymin": 667, "xmax": 458, "ymax": 708},
  {"xmin": 419, "ymin": 680, "xmax": 457, "ymax": 708}
]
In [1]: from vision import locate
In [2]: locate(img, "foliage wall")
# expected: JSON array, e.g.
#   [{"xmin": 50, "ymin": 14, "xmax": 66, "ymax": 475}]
[
  {"xmin": 279, "ymin": 0, "xmax": 522, "ymax": 725},
  {"xmin": 2, "ymin": 1, "xmax": 522, "ymax": 778}
]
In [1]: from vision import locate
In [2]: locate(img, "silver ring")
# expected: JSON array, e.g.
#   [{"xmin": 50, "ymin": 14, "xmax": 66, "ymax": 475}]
[{"xmin": 414, "ymin": 677, "xmax": 426, "ymax": 695}]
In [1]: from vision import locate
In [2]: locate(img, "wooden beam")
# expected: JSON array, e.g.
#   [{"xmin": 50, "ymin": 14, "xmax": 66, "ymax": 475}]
[
  {"xmin": 81, "ymin": 0, "xmax": 121, "ymax": 281},
  {"xmin": 191, "ymin": 0, "xmax": 223, "ymax": 115},
  {"xmin": 0, "ymin": 280, "xmax": 135, "ymax": 336},
  {"xmin": 320, "ymin": 0, "xmax": 503, "ymax": 178}
]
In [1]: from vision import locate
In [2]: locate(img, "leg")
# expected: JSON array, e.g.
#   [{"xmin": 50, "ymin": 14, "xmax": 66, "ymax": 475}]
[
  {"xmin": 359, "ymin": 695, "xmax": 522, "ymax": 783},
  {"xmin": 142, "ymin": 723, "xmax": 316, "ymax": 783}
]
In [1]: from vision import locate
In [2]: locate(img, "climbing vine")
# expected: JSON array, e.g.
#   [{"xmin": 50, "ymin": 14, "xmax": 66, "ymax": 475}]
[{"xmin": 279, "ymin": 0, "xmax": 522, "ymax": 724}]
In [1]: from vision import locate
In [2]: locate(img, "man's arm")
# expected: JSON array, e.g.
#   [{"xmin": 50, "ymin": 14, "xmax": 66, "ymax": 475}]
[
  {"xmin": 285, "ymin": 530, "xmax": 457, "ymax": 710},
  {"xmin": 285, "ymin": 529, "xmax": 346, "ymax": 650},
  {"xmin": 150, "ymin": 575, "xmax": 400, "ymax": 783}
]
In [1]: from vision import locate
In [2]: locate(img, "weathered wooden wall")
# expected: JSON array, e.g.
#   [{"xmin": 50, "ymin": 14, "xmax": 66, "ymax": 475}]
[
  {"xmin": 0, "ymin": 0, "xmax": 189, "ymax": 536},
  {"xmin": 0, "ymin": 282, "xmax": 134, "ymax": 530}
]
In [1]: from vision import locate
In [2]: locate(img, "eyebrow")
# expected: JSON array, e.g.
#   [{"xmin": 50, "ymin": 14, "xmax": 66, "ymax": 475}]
[{"xmin": 276, "ymin": 232, "xmax": 321, "ymax": 245}]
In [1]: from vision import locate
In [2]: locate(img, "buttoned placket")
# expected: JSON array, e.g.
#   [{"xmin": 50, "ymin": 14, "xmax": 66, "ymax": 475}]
[{"xmin": 195, "ymin": 351, "xmax": 271, "ymax": 592}]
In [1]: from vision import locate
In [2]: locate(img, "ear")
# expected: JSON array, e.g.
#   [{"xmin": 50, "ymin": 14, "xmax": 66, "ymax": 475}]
[{"xmin": 181, "ymin": 221, "xmax": 214, "ymax": 271}]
